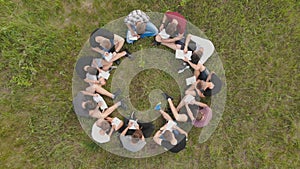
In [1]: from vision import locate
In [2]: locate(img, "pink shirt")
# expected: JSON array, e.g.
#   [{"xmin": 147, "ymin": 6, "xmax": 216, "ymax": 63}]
[
  {"xmin": 165, "ymin": 12, "xmax": 187, "ymax": 34},
  {"xmin": 192, "ymin": 107, "xmax": 212, "ymax": 128}
]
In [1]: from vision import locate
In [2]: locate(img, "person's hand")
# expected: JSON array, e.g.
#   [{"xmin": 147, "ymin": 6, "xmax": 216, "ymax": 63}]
[
  {"xmin": 113, "ymin": 52, "xmax": 117, "ymax": 56},
  {"xmin": 128, "ymin": 121, "xmax": 134, "ymax": 127},
  {"xmin": 159, "ymin": 24, "xmax": 164, "ymax": 31},
  {"xmin": 183, "ymin": 47, "xmax": 188, "ymax": 54},
  {"xmin": 111, "ymin": 124, "xmax": 116, "ymax": 130},
  {"xmin": 104, "ymin": 52, "xmax": 109, "ymax": 57},
  {"xmin": 93, "ymin": 93, "xmax": 100, "ymax": 97},
  {"xmin": 183, "ymin": 57, "xmax": 189, "ymax": 62},
  {"xmin": 134, "ymin": 124, "xmax": 139, "ymax": 129},
  {"xmin": 97, "ymin": 101, "xmax": 103, "ymax": 107}
]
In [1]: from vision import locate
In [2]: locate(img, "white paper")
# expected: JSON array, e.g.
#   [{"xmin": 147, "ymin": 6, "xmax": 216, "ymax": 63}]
[
  {"xmin": 93, "ymin": 95, "xmax": 108, "ymax": 110},
  {"xmin": 165, "ymin": 120, "xmax": 177, "ymax": 131},
  {"xmin": 129, "ymin": 119, "xmax": 138, "ymax": 130},
  {"xmin": 104, "ymin": 52, "xmax": 113, "ymax": 62},
  {"xmin": 159, "ymin": 29, "xmax": 170, "ymax": 39},
  {"xmin": 185, "ymin": 76, "xmax": 196, "ymax": 86},
  {"xmin": 98, "ymin": 71, "xmax": 110, "ymax": 80},
  {"xmin": 175, "ymin": 50, "xmax": 192, "ymax": 60},
  {"xmin": 111, "ymin": 117, "xmax": 122, "ymax": 127},
  {"xmin": 184, "ymin": 94, "xmax": 195, "ymax": 104}
]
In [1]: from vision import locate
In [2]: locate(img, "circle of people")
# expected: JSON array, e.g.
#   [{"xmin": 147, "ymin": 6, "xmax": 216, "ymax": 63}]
[{"xmin": 73, "ymin": 10, "xmax": 222, "ymax": 154}]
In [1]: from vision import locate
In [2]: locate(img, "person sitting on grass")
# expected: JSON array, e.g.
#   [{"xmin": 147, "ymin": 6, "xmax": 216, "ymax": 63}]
[
  {"xmin": 153, "ymin": 93, "xmax": 188, "ymax": 153},
  {"xmin": 153, "ymin": 11, "xmax": 187, "ymax": 50},
  {"xmin": 89, "ymin": 28, "xmax": 132, "ymax": 64},
  {"xmin": 120, "ymin": 119, "xmax": 147, "ymax": 152},
  {"xmin": 83, "ymin": 82, "xmax": 121, "ymax": 101},
  {"xmin": 183, "ymin": 60, "xmax": 222, "ymax": 97},
  {"xmin": 124, "ymin": 9, "xmax": 158, "ymax": 44}
]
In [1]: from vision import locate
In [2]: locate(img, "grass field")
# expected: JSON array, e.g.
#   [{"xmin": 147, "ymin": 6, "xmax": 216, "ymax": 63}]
[{"xmin": 0, "ymin": 0, "xmax": 299, "ymax": 168}]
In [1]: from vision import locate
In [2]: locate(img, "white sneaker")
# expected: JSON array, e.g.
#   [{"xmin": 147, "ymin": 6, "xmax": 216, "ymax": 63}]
[{"xmin": 178, "ymin": 66, "xmax": 190, "ymax": 74}]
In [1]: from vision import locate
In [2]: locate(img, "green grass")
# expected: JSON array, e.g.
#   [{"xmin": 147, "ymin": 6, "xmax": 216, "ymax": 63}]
[{"xmin": 0, "ymin": 0, "xmax": 299, "ymax": 168}]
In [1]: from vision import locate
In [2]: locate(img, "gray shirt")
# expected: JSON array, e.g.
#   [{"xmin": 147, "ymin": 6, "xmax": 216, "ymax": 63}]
[{"xmin": 120, "ymin": 135, "xmax": 146, "ymax": 152}]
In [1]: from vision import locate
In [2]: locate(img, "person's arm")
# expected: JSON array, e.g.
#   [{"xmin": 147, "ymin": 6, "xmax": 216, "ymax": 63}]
[
  {"xmin": 206, "ymin": 71, "xmax": 215, "ymax": 82},
  {"xmin": 183, "ymin": 57, "xmax": 202, "ymax": 71},
  {"xmin": 81, "ymin": 90, "xmax": 97, "ymax": 97},
  {"xmin": 126, "ymin": 23, "xmax": 137, "ymax": 37},
  {"xmin": 193, "ymin": 101, "xmax": 208, "ymax": 107},
  {"xmin": 184, "ymin": 34, "xmax": 192, "ymax": 53},
  {"xmin": 159, "ymin": 14, "xmax": 167, "ymax": 31},
  {"xmin": 161, "ymin": 33, "xmax": 184, "ymax": 43},
  {"xmin": 120, "ymin": 122, "xmax": 133, "ymax": 136},
  {"xmin": 108, "ymin": 125, "xmax": 115, "ymax": 136},
  {"xmin": 153, "ymin": 130, "xmax": 163, "ymax": 145},
  {"xmin": 84, "ymin": 78, "xmax": 99, "ymax": 85},
  {"xmin": 91, "ymin": 47, "xmax": 105, "ymax": 55},
  {"xmin": 185, "ymin": 104, "xmax": 195, "ymax": 122},
  {"xmin": 114, "ymin": 120, "xmax": 124, "ymax": 131},
  {"xmin": 113, "ymin": 34, "xmax": 125, "ymax": 53},
  {"xmin": 173, "ymin": 125, "xmax": 188, "ymax": 138}
]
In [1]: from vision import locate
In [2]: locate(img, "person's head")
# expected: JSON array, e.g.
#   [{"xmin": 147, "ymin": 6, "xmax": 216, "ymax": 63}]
[
  {"xmin": 100, "ymin": 39, "xmax": 111, "ymax": 50},
  {"xmin": 195, "ymin": 111, "xmax": 204, "ymax": 121},
  {"xmin": 191, "ymin": 53, "xmax": 200, "ymax": 65},
  {"xmin": 193, "ymin": 47, "xmax": 204, "ymax": 58},
  {"xmin": 165, "ymin": 22, "xmax": 177, "ymax": 36},
  {"xmin": 83, "ymin": 100, "xmax": 97, "ymax": 110},
  {"xmin": 131, "ymin": 129, "xmax": 143, "ymax": 144},
  {"xmin": 97, "ymin": 120, "xmax": 111, "ymax": 131},
  {"xmin": 136, "ymin": 22, "xmax": 146, "ymax": 35},
  {"xmin": 162, "ymin": 130, "xmax": 174, "ymax": 142},
  {"xmin": 86, "ymin": 66, "xmax": 98, "ymax": 75},
  {"xmin": 98, "ymin": 77, "xmax": 106, "ymax": 86}
]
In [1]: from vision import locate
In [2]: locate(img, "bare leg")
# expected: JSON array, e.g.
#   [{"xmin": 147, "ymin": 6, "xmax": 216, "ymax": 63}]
[
  {"xmin": 176, "ymin": 96, "xmax": 187, "ymax": 111},
  {"xmin": 101, "ymin": 102, "xmax": 121, "ymax": 118},
  {"xmin": 161, "ymin": 42, "xmax": 178, "ymax": 50},
  {"xmin": 159, "ymin": 110, "xmax": 173, "ymax": 121},
  {"xmin": 110, "ymin": 51, "xmax": 126, "ymax": 62},
  {"xmin": 101, "ymin": 60, "xmax": 113, "ymax": 71},
  {"xmin": 94, "ymin": 85, "xmax": 114, "ymax": 98},
  {"xmin": 168, "ymin": 98, "xmax": 188, "ymax": 122}
]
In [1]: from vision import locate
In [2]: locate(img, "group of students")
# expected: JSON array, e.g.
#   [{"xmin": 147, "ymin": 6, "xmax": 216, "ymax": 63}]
[{"xmin": 73, "ymin": 10, "xmax": 222, "ymax": 153}]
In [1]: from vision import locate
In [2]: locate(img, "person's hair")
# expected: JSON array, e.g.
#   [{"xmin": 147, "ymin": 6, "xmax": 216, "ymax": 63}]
[
  {"xmin": 196, "ymin": 81, "xmax": 204, "ymax": 91},
  {"xmin": 136, "ymin": 22, "xmax": 146, "ymax": 35},
  {"xmin": 162, "ymin": 130, "xmax": 173, "ymax": 142},
  {"xmin": 86, "ymin": 66, "xmax": 98, "ymax": 75},
  {"xmin": 98, "ymin": 121, "xmax": 111, "ymax": 131},
  {"xmin": 131, "ymin": 129, "xmax": 143, "ymax": 144},
  {"xmin": 85, "ymin": 100, "xmax": 97, "ymax": 110},
  {"xmin": 165, "ymin": 23, "xmax": 177, "ymax": 36},
  {"xmin": 191, "ymin": 53, "xmax": 200, "ymax": 65},
  {"xmin": 195, "ymin": 111, "xmax": 204, "ymax": 121},
  {"xmin": 194, "ymin": 49, "xmax": 203, "ymax": 58},
  {"xmin": 101, "ymin": 39, "xmax": 111, "ymax": 49}
]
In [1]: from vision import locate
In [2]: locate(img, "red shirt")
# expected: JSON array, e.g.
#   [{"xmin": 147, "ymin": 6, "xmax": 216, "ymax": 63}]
[{"xmin": 165, "ymin": 12, "xmax": 187, "ymax": 34}]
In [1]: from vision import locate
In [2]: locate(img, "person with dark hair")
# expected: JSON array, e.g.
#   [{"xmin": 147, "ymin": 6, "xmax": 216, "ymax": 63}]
[
  {"xmin": 153, "ymin": 94, "xmax": 188, "ymax": 153},
  {"xmin": 124, "ymin": 10, "xmax": 158, "ymax": 44},
  {"xmin": 120, "ymin": 120, "xmax": 147, "ymax": 152},
  {"xmin": 91, "ymin": 101, "xmax": 126, "ymax": 144},
  {"xmin": 178, "ymin": 33, "xmax": 215, "ymax": 73},
  {"xmin": 183, "ymin": 60, "xmax": 222, "ymax": 97},
  {"xmin": 89, "ymin": 28, "xmax": 132, "ymax": 62},
  {"xmin": 154, "ymin": 11, "xmax": 187, "ymax": 50}
]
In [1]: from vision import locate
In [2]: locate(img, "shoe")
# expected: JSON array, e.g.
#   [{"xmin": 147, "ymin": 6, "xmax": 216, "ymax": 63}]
[
  {"xmin": 124, "ymin": 49, "xmax": 133, "ymax": 59},
  {"xmin": 151, "ymin": 40, "xmax": 161, "ymax": 46},
  {"xmin": 113, "ymin": 88, "xmax": 121, "ymax": 100},
  {"xmin": 119, "ymin": 100, "xmax": 127, "ymax": 110},
  {"xmin": 178, "ymin": 66, "xmax": 190, "ymax": 74},
  {"xmin": 115, "ymin": 59, "xmax": 121, "ymax": 65},
  {"xmin": 154, "ymin": 102, "xmax": 161, "ymax": 110},
  {"xmin": 162, "ymin": 93, "xmax": 173, "ymax": 100},
  {"xmin": 108, "ymin": 66, "xmax": 118, "ymax": 72},
  {"xmin": 130, "ymin": 112, "xmax": 136, "ymax": 120}
]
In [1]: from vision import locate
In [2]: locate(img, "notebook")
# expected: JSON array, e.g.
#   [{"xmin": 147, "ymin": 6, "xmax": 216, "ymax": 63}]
[{"xmin": 175, "ymin": 50, "xmax": 192, "ymax": 60}]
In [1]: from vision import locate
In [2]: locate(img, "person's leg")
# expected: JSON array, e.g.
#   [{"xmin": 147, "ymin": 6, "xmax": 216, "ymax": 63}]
[
  {"xmin": 161, "ymin": 42, "xmax": 178, "ymax": 50},
  {"xmin": 159, "ymin": 110, "xmax": 173, "ymax": 121},
  {"xmin": 101, "ymin": 60, "xmax": 113, "ymax": 71},
  {"xmin": 140, "ymin": 22, "xmax": 158, "ymax": 38},
  {"xmin": 176, "ymin": 95, "xmax": 187, "ymax": 112},
  {"xmin": 184, "ymin": 85, "xmax": 197, "ymax": 97},
  {"xmin": 168, "ymin": 98, "xmax": 188, "ymax": 122},
  {"xmin": 94, "ymin": 85, "xmax": 114, "ymax": 99},
  {"xmin": 100, "ymin": 101, "xmax": 121, "ymax": 118},
  {"xmin": 110, "ymin": 51, "xmax": 126, "ymax": 62}
]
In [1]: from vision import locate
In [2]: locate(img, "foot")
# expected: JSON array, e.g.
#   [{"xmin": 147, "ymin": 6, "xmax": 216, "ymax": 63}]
[
  {"xmin": 162, "ymin": 93, "xmax": 173, "ymax": 100},
  {"xmin": 115, "ymin": 59, "xmax": 121, "ymax": 65},
  {"xmin": 154, "ymin": 102, "xmax": 161, "ymax": 111},
  {"xmin": 113, "ymin": 88, "xmax": 121, "ymax": 100},
  {"xmin": 119, "ymin": 100, "xmax": 127, "ymax": 110},
  {"xmin": 124, "ymin": 49, "xmax": 133, "ymax": 59},
  {"xmin": 108, "ymin": 66, "xmax": 118, "ymax": 72},
  {"xmin": 178, "ymin": 66, "xmax": 190, "ymax": 74},
  {"xmin": 130, "ymin": 112, "xmax": 136, "ymax": 120}
]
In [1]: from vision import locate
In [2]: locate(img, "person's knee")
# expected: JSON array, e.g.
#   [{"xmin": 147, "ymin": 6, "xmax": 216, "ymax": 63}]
[{"xmin": 175, "ymin": 114, "xmax": 188, "ymax": 122}]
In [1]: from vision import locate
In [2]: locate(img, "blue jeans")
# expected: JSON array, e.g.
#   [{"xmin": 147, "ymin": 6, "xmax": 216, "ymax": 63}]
[{"xmin": 126, "ymin": 22, "xmax": 158, "ymax": 44}]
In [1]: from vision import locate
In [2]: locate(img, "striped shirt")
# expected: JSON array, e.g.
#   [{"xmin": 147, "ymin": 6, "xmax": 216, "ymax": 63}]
[{"xmin": 124, "ymin": 10, "xmax": 150, "ymax": 25}]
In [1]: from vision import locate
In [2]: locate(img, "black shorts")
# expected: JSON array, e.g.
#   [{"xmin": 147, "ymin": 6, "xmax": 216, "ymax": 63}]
[{"xmin": 198, "ymin": 68, "xmax": 210, "ymax": 81}]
